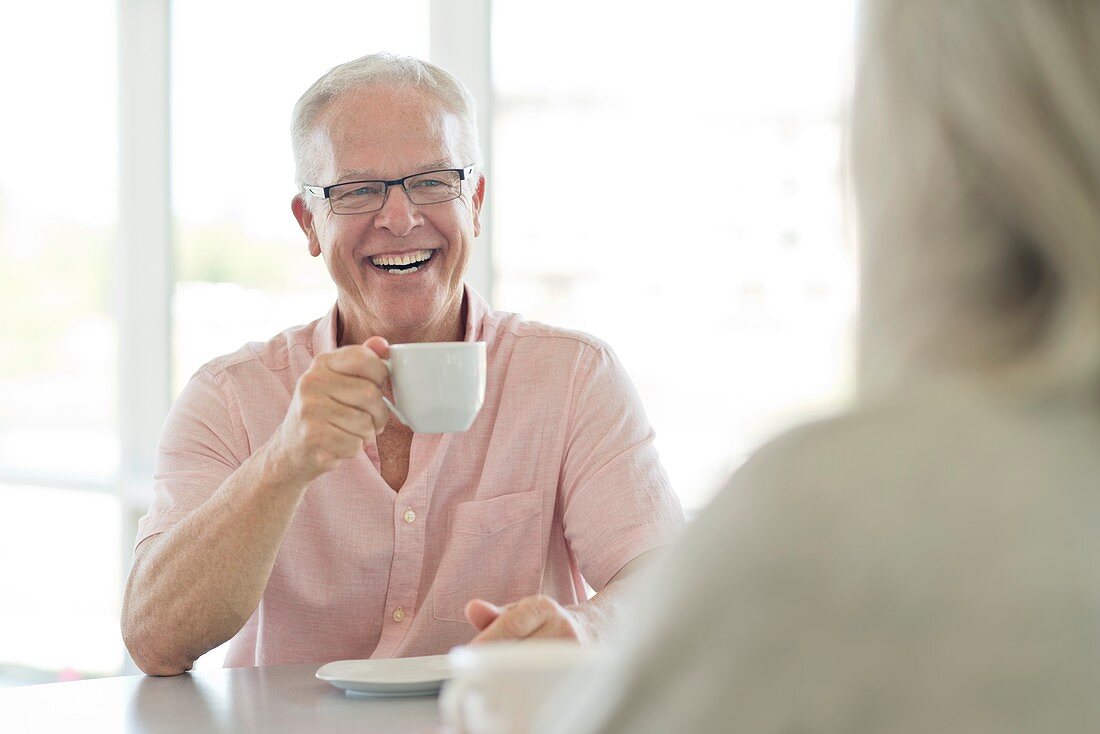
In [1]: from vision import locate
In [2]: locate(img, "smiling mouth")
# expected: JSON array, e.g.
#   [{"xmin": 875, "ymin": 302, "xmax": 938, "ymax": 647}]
[{"xmin": 367, "ymin": 248, "xmax": 437, "ymax": 274}]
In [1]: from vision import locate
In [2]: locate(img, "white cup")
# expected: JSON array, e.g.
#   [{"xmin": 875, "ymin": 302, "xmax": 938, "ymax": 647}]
[
  {"xmin": 439, "ymin": 641, "xmax": 608, "ymax": 734},
  {"xmin": 380, "ymin": 341, "xmax": 486, "ymax": 434}
]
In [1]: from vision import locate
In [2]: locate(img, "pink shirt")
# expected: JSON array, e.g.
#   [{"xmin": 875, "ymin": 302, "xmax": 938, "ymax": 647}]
[{"xmin": 136, "ymin": 285, "xmax": 683, "ymax": 667}]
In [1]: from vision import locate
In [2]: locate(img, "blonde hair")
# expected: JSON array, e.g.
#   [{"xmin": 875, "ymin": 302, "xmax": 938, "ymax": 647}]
[
  {"xmin": 853, "ymin": 0, "xmax": 1100, "ymax": 400},
  {"xmin": 291, "ymin": 53, "xmax": 481, "ymax": 188}
]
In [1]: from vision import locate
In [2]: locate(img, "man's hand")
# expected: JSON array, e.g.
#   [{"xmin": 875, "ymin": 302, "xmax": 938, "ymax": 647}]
[
  {"xmin": 464, "ymin": 596, "xmax": 589, "ymax": 646},
  {"xmin": 462, "ymin": 551, "xmax": 665, "ymax": 649},
  {"xmin": 265, "ymin": 336, "xmax": 392, "ymax": 485}
]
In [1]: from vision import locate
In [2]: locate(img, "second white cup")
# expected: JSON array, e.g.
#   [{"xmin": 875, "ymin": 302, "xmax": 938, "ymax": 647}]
[{"xmin": 439, "ymin": 641, "xmax": 608, "ymax": 734}]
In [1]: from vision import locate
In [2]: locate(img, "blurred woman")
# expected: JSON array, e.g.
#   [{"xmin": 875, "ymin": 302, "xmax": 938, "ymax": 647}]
[{"xmin": 540, "ymin": 0, "xmax": 1100, "ymax": 730}]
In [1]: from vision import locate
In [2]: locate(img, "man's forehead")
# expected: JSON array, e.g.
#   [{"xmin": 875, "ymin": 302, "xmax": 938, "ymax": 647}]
[
  {"xmin": 334, "ymin": 159, "xmax": 454, "ymax": 182},
  {"xmin": 330, "ymin": 84, "xmax": 440, "ymax": 117},
  {"xmin": 311, "ymin": 86, "xmax": 464, "ymax": 181}
]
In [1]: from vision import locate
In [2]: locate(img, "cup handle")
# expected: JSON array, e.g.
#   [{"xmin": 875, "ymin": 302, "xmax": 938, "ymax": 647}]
[{"xmin": 379, "ymin": 358, "xmax": 411, "ymax": 428}]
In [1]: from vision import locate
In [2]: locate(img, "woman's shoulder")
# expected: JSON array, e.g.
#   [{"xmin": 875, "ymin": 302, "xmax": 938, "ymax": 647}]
[
  {"xmin": 743, "ymin": 384, "xmax": 1098, "ymax": 495},
  {"xmin": 696, "ymin": 383, "xmax": 1100, "ymax": 574}
]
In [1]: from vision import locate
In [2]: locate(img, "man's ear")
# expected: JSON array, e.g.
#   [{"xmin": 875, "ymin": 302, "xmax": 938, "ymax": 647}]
[
  {"xmin": 471, "ymin": 173, "xmax": 486, "ymax": 238},
  {"xmin": 291, "ymin": 194, "xmax": 323, "ymax": 257}
]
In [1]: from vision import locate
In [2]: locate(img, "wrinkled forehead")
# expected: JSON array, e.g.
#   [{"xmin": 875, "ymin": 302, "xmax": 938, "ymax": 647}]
[{"xmin": 309, "ymin": 84, "xmax": 465, "ymax": 184}]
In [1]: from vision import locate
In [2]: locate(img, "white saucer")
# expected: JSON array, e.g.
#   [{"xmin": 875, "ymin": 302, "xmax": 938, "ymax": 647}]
[{"xmin": 316, "ymin": 655, "xmax": 451, "ymax": 697}]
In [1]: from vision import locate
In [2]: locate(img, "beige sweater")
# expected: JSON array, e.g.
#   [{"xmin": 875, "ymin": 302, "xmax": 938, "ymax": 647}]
[{"xmin": 539, "ymin": 384, "xmax": 1100, "ymax": 733}]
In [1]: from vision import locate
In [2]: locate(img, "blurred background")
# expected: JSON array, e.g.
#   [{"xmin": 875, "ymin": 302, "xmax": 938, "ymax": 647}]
[{"xmin": 0, "ymin": 0, "xmax": 856, "ymax": 685}]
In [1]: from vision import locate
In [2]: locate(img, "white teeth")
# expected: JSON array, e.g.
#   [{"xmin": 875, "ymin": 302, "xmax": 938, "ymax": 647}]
[{"xmin": 370, "ymin": 249, "xmax": 433, "ymax": 267}]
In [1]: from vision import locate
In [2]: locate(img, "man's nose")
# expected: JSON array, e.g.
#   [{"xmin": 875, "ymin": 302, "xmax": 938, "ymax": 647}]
[{"xmin": 372, "ymin": 184, "xmax": 421, "ymax": 236}]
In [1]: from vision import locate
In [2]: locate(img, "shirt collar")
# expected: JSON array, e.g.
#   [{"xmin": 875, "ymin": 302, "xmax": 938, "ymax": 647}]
[
  {"xmin": 461, "ymin": 282, "xmax": 488, "ymax": 343},
  {"xmin": 312, "ymin": 304, "xmax": 340, "ymax": 357}
]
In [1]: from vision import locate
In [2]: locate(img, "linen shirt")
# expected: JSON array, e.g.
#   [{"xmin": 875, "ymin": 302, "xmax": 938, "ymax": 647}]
[{"xmin": 136, "ymin": 285, "xmax": 683, "ymax": 667}]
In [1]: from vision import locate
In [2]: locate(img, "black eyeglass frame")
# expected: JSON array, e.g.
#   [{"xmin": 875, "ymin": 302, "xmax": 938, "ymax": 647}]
[{"xmin": 302, "ymin": 165, "xmax": 477, "ymax": 214}]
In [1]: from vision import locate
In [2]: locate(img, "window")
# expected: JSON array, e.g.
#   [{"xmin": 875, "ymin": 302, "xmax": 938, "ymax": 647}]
[
  {"xmin": 0, "ymin": 0, "xmax": 120, "ymax": 683},
  {"xmin": 0, "ymin": 2, "xmax": 118, "ymax": 479},
  {"xmin": 492, "ymin": 0, "xmax": 858, "ymax": 509},
  {"xmin": 0, "ymin": 486, "xmax": 122, "ymax": 680}
]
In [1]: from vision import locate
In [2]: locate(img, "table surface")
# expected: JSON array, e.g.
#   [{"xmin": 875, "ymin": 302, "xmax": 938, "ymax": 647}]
[{"xmin": 0, "ymin": 663, "xmax": 443, "ymax": 734}]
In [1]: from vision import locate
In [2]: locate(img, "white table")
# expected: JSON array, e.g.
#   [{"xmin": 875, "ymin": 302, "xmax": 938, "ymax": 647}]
[{"xmin": 0, "ymin": 663, "xmax": 442, "ymax": 733}]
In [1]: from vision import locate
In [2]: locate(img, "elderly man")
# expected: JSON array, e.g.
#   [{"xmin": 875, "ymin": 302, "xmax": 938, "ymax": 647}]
[{"xmin": 121, "ymin": 53, "xmax": 683, "ymax": 675}]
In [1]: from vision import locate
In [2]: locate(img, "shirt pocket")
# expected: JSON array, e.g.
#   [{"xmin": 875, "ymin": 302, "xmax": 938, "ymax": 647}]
[{"xmin": 433, "ymin": 490, "xmax": 544, "ymax": 622}]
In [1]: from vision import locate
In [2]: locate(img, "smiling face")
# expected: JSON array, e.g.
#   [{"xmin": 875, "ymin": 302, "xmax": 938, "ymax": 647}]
[{"xmin": 292, "ymin": 84, "xmax": 484, "ymax": 345}]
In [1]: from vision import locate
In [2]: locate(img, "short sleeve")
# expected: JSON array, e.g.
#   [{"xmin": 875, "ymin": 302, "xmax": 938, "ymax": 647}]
[
  {"xmin": 559, "ymin": 343, "xmax": 684, "ymax": 591},
  {"xmin": 134, "ymin": 366, "xmax": 248, "ymax": 549}
]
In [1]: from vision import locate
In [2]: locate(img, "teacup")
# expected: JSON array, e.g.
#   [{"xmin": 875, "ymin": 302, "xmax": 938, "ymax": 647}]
[
  {"xmin": 380, "ymin": 341, "xmax": 486, "ymax": 434},
  {"xmin": 439, "ymin": 641, "xmax": 607, "ymax": 734}
]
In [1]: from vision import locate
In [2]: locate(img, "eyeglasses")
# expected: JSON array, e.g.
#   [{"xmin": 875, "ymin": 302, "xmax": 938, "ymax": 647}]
[{"xmin": 302, "ymin": 165, "xmax": 476, "ymax": 215}]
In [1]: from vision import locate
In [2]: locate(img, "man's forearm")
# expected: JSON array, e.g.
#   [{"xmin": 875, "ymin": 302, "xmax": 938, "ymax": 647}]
[
  {"xmin": 121, "ymin": 443, "xmax": 309, "ymax": 675},
  {"xmin": 566, "ymin": 548, "xmax": 665, "ymax": 646}
]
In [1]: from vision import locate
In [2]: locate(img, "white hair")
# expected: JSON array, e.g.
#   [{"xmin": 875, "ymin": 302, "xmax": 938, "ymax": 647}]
[
  {"xmin": 853, "ymin": 0, "xmax": 1100, "ymax": 401},
  {"xmin": 291, "ymin": 52, "xmax": 482, "ymax": 189}
]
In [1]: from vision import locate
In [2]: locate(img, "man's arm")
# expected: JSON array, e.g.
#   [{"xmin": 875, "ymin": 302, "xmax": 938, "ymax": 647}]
[
  {"xmin": 121, "ymin": 341, "xmax": 391, "ymax": 675},
  {"xmin": 464, "ymin": 548, "xmax": 665, "ymax": 646},
  {"xmin": 464, "ymin": 342, "xmax": 682, "ymax": 646}
]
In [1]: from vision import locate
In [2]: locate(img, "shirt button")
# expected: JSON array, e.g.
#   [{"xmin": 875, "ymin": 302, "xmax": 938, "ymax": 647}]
[
  {"xmin": 403, "ymin": 509, "xmax": 416, "ymax": 524},
  {"xmin": 393, "ymin": 607, "xmax": 406, "ymax": 623}
]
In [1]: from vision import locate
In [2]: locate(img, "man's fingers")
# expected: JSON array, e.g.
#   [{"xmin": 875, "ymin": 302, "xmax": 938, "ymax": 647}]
[
  {"xmin": 321, "ymin": 344, "xmax": 389, "ymax": 383},
  {"xmin": 523, "ymin": 618, "xmax": 582, "ymax": 643},
  {"xmin": 300, "ymin": 360, "xmax": 390, "ymax": 435},
  {"xmin": 280, "ymin": 341, "xmax": 393, "ymax": 481},
  {"xmin": 366, "ymin": 399, "xmax": 390, "ymax": 436},
  {"xmin": 322, "ymin": 403, "xmax": 381, "ymax": 441},
  {"xmin": 321, "ymin": 375, "xmax": 383, "ymax": 410},
  {"xmin": 364, "ymin": 336, "xmax": 390, "ymax": 360},
  {"xmin": 464, "ymin": 599, "xmax": 503, "ymax": 632},
  {"xmin": 469, "ymin": 596, "xmax": 556, "ymax": 644}
]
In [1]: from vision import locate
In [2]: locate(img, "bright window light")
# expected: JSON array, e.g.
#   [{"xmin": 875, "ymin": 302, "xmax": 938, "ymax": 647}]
[{"xmin": 492, "ymin": 0, "xmax": 859, "ymax": 510}]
